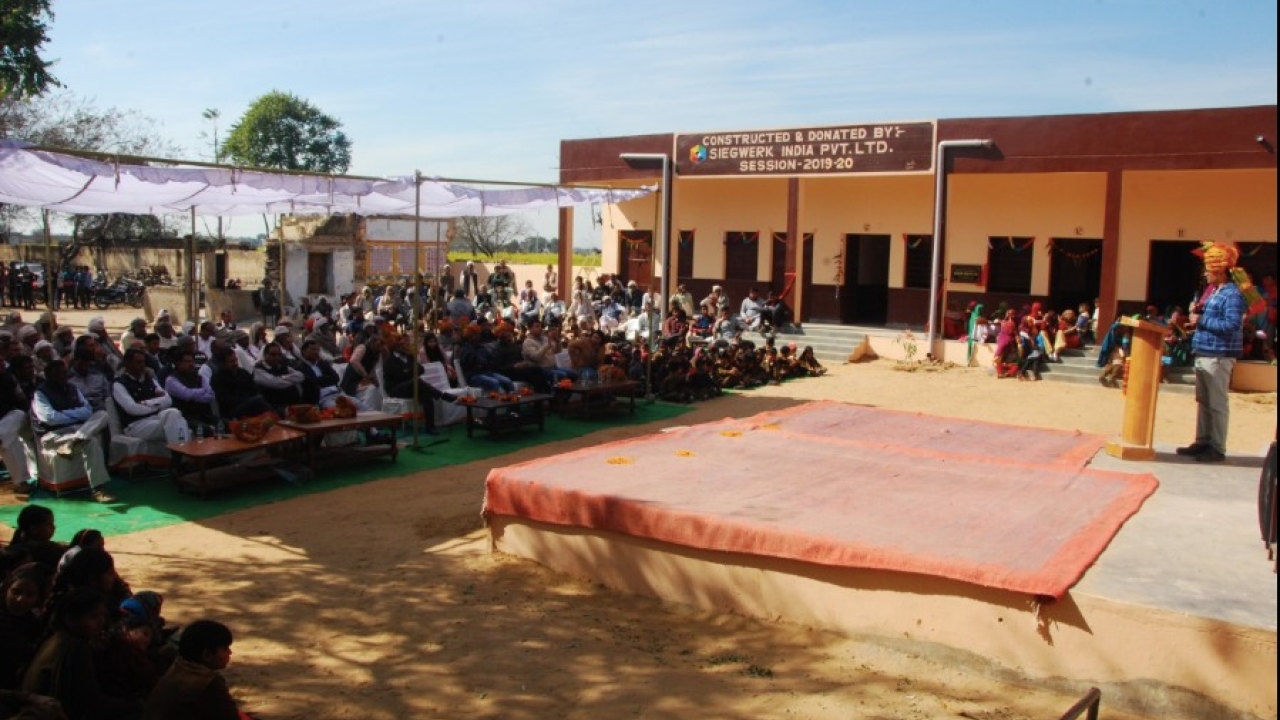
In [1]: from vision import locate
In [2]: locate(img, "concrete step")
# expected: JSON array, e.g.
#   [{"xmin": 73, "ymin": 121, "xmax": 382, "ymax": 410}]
[
  {"xmin": 768, "ymin": 327, "xmax": 1199, "ymax": 394},
  {"xmin": 774, "ymin": 322, "xmax": 872, "ymax": 364},
  {"xmin": 1025, "ymin": 347, "xmax": 1196, "ymax": 394}
]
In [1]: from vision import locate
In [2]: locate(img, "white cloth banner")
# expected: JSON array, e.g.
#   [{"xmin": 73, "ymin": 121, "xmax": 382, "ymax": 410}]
[{"xmin": 0, "ymin": 141, "xmax": 654, "ymax": 218}]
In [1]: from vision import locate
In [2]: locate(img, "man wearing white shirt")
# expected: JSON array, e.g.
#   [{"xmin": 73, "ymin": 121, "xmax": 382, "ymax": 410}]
[
  {"xmin": 112, "ymin": 347, "xmax": 187, "ymax": 445},
  {"xmin": 713, "ymin": 307, "xmax": 745, "ymax": 344},
  {"xmin": 273, "ymin": 326, "xmax": 303, "ymax": 363},
  {"xmin": 598, "ymin": 295, "xmax": 627, "ymax": 334},
  {"xmin": 671, "ymin": 285, "xmax": 694, "ymax": 317},
  {"xmin": 518, "ymin": 281, "xmax": 542, "ymax": 328},
  {"xmin": 739, "ymin": 287, "xmax": 764, "ymax": 330},
  {"xmin": 118, "ymin": 317, "xmax": 147, "ymax": 353},
  {"xmin": 33, "ymin": 360, "xmax": 113, "ymax": 500},
  {"xmin": 542, "ymin": 292, "xmax": 566, "ymax": 329},
  {"xmin": 521, "ymin": 318, "xmax": 577, "ymax": 384},
  {"xmin": 253, "ymin": 342, "xmax": 306, "ymax": 414}
]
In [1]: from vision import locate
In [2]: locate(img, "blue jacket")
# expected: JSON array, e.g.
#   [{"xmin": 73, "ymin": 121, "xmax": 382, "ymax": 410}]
[{"xmin": 1192, "ymin": 282, "xmax": 1245, "ymax": 358}]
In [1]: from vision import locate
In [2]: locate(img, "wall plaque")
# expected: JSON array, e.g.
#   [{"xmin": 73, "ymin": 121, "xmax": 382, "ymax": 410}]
[
  {"xmin": 676, "ymin": 121, "xmax": 935, "ymax": 177},
  {"xmin": 950, "ymin": 264, "xmax": 984, "ymax": 284}
]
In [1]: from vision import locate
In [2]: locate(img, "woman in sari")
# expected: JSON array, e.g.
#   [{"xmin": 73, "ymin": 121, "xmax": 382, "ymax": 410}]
[{"xmin": 993, "ymin": 308, "xmax": 1018, "ymax": 377}]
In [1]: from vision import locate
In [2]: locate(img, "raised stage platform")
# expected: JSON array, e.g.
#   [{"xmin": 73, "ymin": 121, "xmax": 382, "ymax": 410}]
[{"xmin": 483, "ymin": 402, "xmax": 1277, "ymax": 719}]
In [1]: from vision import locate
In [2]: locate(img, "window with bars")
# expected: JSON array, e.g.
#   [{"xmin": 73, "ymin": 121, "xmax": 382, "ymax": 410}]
[
  {"xmin": 986, "ymin": 236, "xmax": 1034, "ymax": 293},
  {"xmin": 903, "ymin": 235, "xmax": 933, "ymax": 289}
]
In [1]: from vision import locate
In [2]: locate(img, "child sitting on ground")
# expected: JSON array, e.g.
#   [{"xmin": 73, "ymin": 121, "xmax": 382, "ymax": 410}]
[
  {"xmin": 0, "ymin": 563, "xmax": 51, "ymax": 691},
  {"xmin": 1098, "ymin": 325, "xmax": 1131, "ymax": 388},
  {"xmin": 6, "ymin": 506, "xmax": 64, "ymax": 571},
  {"xmin": 144, "ymin": 619, "xmax": 253, "ymax": 720}
]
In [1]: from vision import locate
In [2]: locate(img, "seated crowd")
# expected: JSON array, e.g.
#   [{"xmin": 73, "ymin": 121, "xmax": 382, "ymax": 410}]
[
  {"xmin": 1, "ymin": 505, "xmax": 251, "ymax": 720},
  {"xmin": 961, "ymin": 289, "xmax": 1276, "ymax": 384},
  {"xmin": 1, "ymin": 275, "xmax": 825, "ymax": 501}
]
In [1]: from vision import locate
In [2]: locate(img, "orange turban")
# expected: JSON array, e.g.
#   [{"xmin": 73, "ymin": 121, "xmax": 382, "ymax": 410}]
[
  {"xmin": 1195, "ymin": 241, "xmax": 1266, "ymax": 315},
  {"xmin": 1194, "ymin": 241, "xmax": 1239, "ymax": 273}
]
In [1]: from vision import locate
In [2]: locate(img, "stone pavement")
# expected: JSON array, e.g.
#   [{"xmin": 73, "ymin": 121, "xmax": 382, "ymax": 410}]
[{"xmin": 1077, "ymin": 441, "xmax": 1276, "ymax": 631}]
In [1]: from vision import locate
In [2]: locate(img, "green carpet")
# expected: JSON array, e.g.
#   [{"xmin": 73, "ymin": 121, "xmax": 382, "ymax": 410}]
[{"xmin": 1, "ymin": 402, "xmax": 693, "ymax": 542}]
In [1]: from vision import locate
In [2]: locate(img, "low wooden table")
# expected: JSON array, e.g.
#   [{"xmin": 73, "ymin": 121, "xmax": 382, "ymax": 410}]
[
  {"xmin": 279, "ymin": 411, "xmax": 402, "ymax": 472},
  {"xmin": 462, "ymin": 393, "xmax": 553, "ymax": 438},
  {"xmin": 553, "ymin": 380, "xmax": 638, "ymax": 420},
  {"xmin": 167, "ymin": 425, "xmax": 307, "ymax": 498}
]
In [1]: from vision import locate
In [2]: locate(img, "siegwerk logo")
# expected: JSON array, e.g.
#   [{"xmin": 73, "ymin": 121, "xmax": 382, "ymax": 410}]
[{"xmin": 689, "ymin": 145, "xmax": 708, "ymax": 164}]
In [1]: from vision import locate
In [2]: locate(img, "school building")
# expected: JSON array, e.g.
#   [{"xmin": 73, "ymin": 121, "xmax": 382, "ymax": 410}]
[{"xmin": 556, "ymin": 105, "xmax": 1277, "ymax": 344}]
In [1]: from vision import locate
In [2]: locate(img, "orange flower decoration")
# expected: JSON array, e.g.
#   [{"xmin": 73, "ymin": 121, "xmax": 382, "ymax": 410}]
[{"xmin": 606, "ymin": 457, "xmax": 635, "ymax": 465}]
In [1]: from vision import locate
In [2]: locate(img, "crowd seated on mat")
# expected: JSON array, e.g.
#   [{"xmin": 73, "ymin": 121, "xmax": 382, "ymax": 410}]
[{"xmin": 1, "ymin": 503, "xmax": 257, "ymax": 719}]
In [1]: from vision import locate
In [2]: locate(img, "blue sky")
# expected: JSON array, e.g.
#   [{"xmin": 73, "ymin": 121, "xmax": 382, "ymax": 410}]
[{"xmin": 37, "ymin": 0, "xmax": 1280, "ymax": 242}]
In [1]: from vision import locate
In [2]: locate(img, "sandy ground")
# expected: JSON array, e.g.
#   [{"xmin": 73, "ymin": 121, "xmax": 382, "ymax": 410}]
[{"xmin": 4, "ymin": 305, "xmax": 1277, "ymax": 719}]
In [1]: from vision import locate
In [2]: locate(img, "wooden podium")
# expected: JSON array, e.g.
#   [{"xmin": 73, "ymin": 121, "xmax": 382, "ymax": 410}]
[{"xmin": 1105, "ymin": 316, "xmax": 1167, "ymax": 460}]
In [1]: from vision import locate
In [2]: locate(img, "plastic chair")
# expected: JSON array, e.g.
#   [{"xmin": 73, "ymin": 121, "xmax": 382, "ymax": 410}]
[
  {"xmin": 422, "ymin": 361, "xmax": 467, "ymax": 426},
  {"xmin": 105, "ymin": 397, "xmax": 153, "ymax": 476}
]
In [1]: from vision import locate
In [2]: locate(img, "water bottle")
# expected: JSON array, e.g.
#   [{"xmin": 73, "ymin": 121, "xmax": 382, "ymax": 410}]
[
  {"xmin": 176, "ymin": 426, "xmax": 188, "ymax": 444},
  {"xmin": 195, "ymin": 425, "xmax": 205, "ymax": 442}
]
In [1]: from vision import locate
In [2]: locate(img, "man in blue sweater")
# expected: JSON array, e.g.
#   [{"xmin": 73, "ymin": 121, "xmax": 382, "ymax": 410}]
[{"xmin": 1177, "ymin": 243, "xmax": 1247, "ymax": 463}]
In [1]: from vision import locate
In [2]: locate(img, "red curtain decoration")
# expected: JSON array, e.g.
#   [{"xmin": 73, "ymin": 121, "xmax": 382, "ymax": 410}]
[
  {"xmin": 987, "ymin": 236, "xmax": 1035, "ymax": 252},
  {"xmin": 1046, "ymin": 239, "xmax": 1100, "ymax": 261}
]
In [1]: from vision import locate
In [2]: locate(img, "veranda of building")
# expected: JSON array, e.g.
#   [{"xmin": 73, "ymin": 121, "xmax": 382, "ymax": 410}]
[{"xmin": 557, "ymin": 105, "xmax": 1277, "ymax": 356}]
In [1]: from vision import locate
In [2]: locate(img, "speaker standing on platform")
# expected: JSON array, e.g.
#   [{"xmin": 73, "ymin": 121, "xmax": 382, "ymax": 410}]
[{"xmin": 1177, "ymin": 242, "xmax": 1254, "ymax": 464}]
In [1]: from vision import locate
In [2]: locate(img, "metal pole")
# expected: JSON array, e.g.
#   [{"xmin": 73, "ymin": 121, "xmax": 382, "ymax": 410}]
[
  {"xmin": 277, "ymin": 220, "xmax": 287, "ymax": 323},
  {"xmin": 410, "ymin": 170, "xmax": 422, "ymax": 450},
  {"xmin": 431, "ymin": 221, "xmax": 442, "ymax": 329},
  {"xmin": 926, "ymin": 139, "xmax": 992, "ymax": 356},
  {"xmin": 41, "ymin": 210, "xmax": 54, "ymax": 321},
  {"xmin": 189, "ymin": 208, "xmax": 197, "ymax": 322},
  {"xmin": 658, "ymin": 155, "xmax": 672, "ymax": 332}
]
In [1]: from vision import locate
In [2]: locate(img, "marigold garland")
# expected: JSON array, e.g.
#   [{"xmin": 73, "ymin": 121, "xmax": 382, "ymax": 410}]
[
  {"xmin": 719, "ymin": 430, "xmax": 743, "ymax": 438},
  {"xmin": 675, "ymin": 450, "xmax": 696, "ymax": 457},
  {"xmin": 606, "ymin": 457, "xmax": 635, "ymax": 465}
]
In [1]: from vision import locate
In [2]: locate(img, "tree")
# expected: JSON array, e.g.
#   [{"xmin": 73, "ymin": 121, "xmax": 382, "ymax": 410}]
[
  {"xmin": 0, "ymin": 0, "xmax": 58, "ymax": 100},
  {"xmin": 222, "ymin": 91, "xmax": 352, "ymax": 173},
  {"xmin": 0, "ymin": 92, "xmax": 177, "ymax": 155},
  {"xmin": 450, "ymin": 216, "xmax": 532, "ymax": 258},
  {"xmin": 0, "ymin": 92, "xmax": 181, "ymax": 252},
  {"xmin": 521, "ymin": 235, "xmax": 556, "ymax": 253}
]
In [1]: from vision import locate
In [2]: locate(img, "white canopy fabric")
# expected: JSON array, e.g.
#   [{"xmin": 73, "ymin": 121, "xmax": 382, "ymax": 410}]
[{"xmin": 0, "ymin": 141, "xmax": 653, "ymax": 218}]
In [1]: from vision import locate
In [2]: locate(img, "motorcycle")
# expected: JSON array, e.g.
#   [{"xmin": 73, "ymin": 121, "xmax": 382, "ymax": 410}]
[{"xmin": 93, "ymin": 277, "xmax": 146, "ymax": 309}]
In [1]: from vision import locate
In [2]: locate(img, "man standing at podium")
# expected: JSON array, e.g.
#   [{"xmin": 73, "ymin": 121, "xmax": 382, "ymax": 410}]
[{"xmin": 1177, "ymin": 242, "xmax": 1246, "ymax": 464}]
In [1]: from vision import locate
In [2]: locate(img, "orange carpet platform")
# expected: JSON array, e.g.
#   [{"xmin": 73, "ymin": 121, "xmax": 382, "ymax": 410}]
[
  {"xmin": 484, "ymin": 401, "xmax": 1155, "ymax": 599},
  {"xmin": 482, "ymin": 403, "xmax": 1280, "ymax": 716}
]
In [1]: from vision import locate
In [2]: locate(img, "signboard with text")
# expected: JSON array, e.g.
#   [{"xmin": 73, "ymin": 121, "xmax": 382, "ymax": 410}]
[
  {"xmin": 950, "ymin": 264, "xmax": 984, "ymax": 284},
  {"xmin": 675, "ymin": 121, "xmax": 935, "ymax": 177}
]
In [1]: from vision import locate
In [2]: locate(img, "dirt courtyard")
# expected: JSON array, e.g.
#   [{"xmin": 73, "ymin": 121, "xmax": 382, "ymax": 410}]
[{"xmin": 4, "ymin": 306, "xmax": 1276, "ymax": 718}]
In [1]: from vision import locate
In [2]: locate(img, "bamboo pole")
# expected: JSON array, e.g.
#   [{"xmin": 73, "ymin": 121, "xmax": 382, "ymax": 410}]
[
  {"xmin": 410, "ymin": 171, "xmax": 422, "ymax": 450},
  {"xmin": 41, "ymin": 210, "xmax": 54, "ymax": 331}
]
